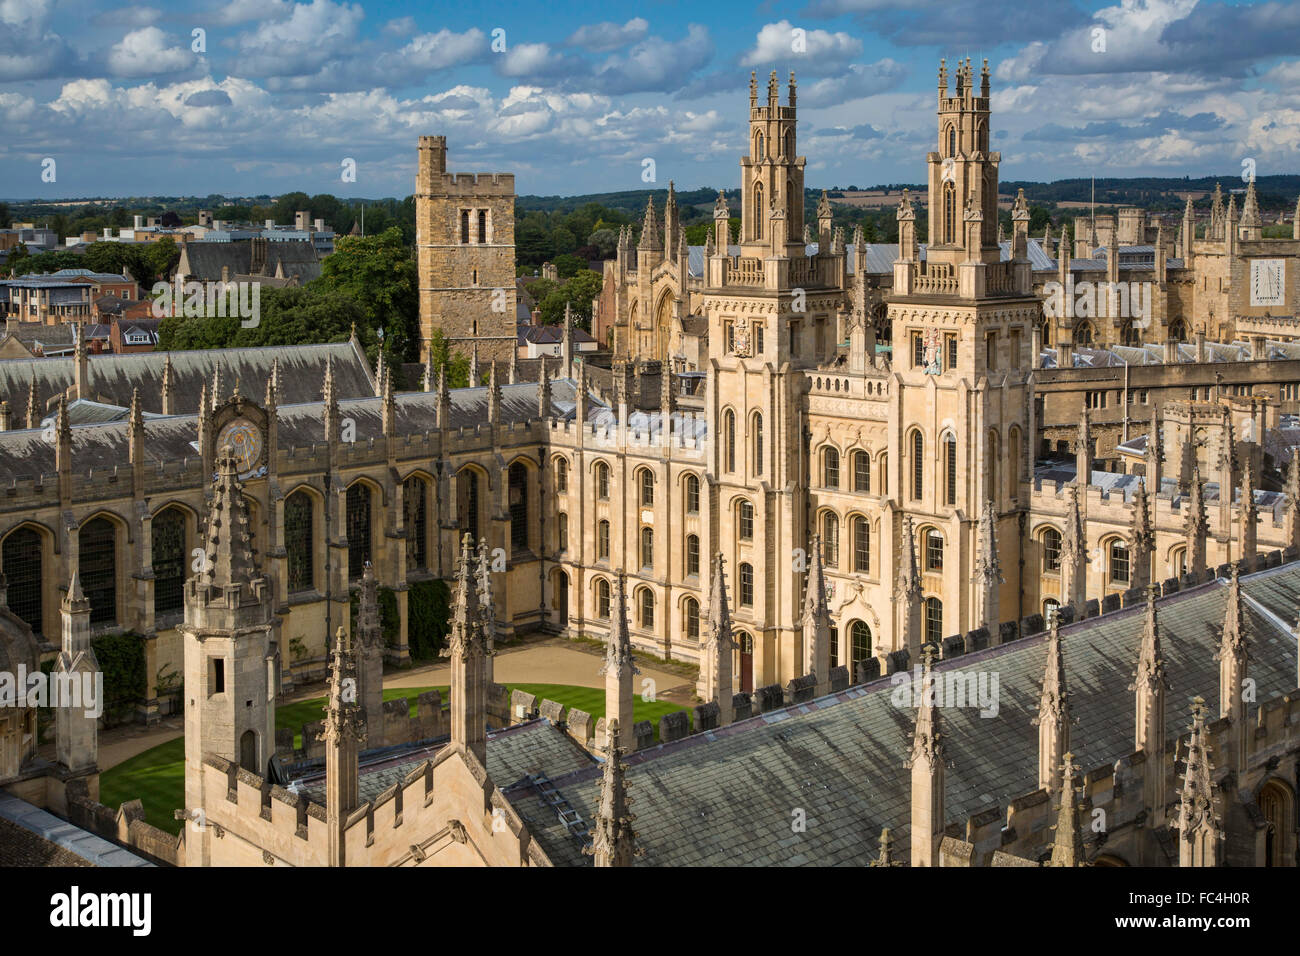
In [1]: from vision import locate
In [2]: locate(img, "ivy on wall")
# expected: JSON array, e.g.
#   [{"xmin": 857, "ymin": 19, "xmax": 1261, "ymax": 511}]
[
  {"xmin": 407, "ymin": 579, "xmax": 451, "ymax": 660},
  {"xmin": 92, "ymin": 631, "xmax": 147, "ymax": 727}
]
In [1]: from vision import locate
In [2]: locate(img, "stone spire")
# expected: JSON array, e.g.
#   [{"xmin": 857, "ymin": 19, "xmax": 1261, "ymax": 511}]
[
  {"xmin": 585, "ymin": 720, "xmax": 637, "ymax": 867},
  {"xmin": 1239, "ymin": 179, "xmax": 1261, "ymax": 239},
  {"xmin": 436, "ymin": 364, "xmax": 450, "ymax": 429},
  {"xmin": 381, "ymin": 364, "xmax": 396, "ymax": 437},
  {"xmin": 320, "ymin": 624, "xmax": 365, "ymax": 866},
  {"xmin": 25, "ymin": 375, "xmax": 38, "ymax": 429},
  {"xmin": 702, "ymin": 554, "xmax": 735, "ymax": 726},
  {"xmin": 1076, "ymin": 407, "xmax": 1092, "ymax": 484},
  {"xmin": 211, "ymin": 363, "xmax": 223, "ymax": 408},
  {"xmin": 161, "ymin": 353, "xmax": 175, "ymax": 415},
  {"xmin": 1033, "ymin": 614, "xmax": 1071, "ymax": 793},
  {"xmin": 444, "ymin": 534, "xmax": 488, "ymax": 765},
  {"xmin": 127, "ymin": 387, "xmax": 144, "ymax": 467},
  {"xmin": 1287, "ymin": 452, "xmax": 1300, "ymax": 550},
  {"xmin": 356, "ymin": 562, "xmax": 385, "ymax": 744},
  {"xmin": 374, "ymin": 350, "xmax": 388, "ymax": 398},
  {"xmin": 1240, "ymin": 452, "xmax": 1258, "ymax": 570},
  {"xmin": 487, "ymin": 360, "xmax": 500, "ymax": 425},
  {"xmin": 803, "ymin": 534, "xmax": 832, "ymax": 696},
  {"xmin": 476, "ymin": 535, "xmax": 497, "ymax": 681},
  {"xmin": 895, "ymin": 516, "xmax": 923, "ymax": 661},
  {"xmin": 974, "ymin": 498, "xmax": 1001, "ymax": 633},
  {"xmin": 1216, "ymin": 566, "xmax": 1249, "ymax": 774},
  {"xmin": 560, "ymin": 301, "xmax": 574, "ymax": 378},
  {"xmin": 600, "ymin": 571, "xmax": 639, "ymax": 750},
  {"xmin": 1175, "ymin": 698, "xmax": 1223, "ymax": 867},
  {"xmin": 1131, "ymin": 586, "xmax": 1169, "ymax": 824},
  {"xmin": 1046, "ymin": 752, "xmax": 1087, "ymax": 867},
  {"xmin": 322, "ymin": 356, "xmax": 339, "ymax": 444},
  {"xmin": 868, "ymin": 827, "xmax": 903, "ymax": 867},
  {"xmin": 638, "ymin": 195, "xmax": 663, "ymax": 254},
  {"xmin": 1131, "ymin": 478, "xmax": 1154, "ymax": 591},
  {"xmin": 507, "ymin": 347, "xmax": 518, "ymax": 385},
  {"xmin": 1185, "ymin": 464, "xmax": 1208, "ymax": 576},
  {"xmin": 1060, "ymin": 483, "xmax": 1086, "ymax": 612},
  {"xmin": 537, "ymin": 354, "xmax": 551, "ymax": 419},
  {"xmin": 55, "ymin": 571, "xmax": 97, "ymax": 774},
  {"xmin": 906, "ymin": 643, "xmax": 944, "ymax": 867},
  {"xmin": 1145, "ymin": 405, "xmax": 1162, "ymax": 488},
  {"xmin": 423, "ymin": 347, "xmax": 435, "ymax": 392},
  {"xmin": 202, "ymin": 450, "xmax": 260, "ymax": 593},
  {"xmin": 662, "ymin": 180, "xmax": 679, "ymax": 251},
  {"xmin": 469, "ymin": 340, "xmax": 480, "ymax": 385}
]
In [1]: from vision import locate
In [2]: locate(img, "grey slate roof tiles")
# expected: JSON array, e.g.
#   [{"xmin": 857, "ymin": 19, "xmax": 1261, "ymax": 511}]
[{"xmin": 504, "ymin": 566, "xmax": 1300, "ymax": 866}]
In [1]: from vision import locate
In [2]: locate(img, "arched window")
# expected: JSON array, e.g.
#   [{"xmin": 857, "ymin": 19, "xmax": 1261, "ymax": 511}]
[
  {"xmin": 1171, "ymin": 547, "xmax": 1187, "ymax": 576},
  {"xmin": 738, "ymin": 562, "xmax": 754, "ymax": 606},
  {"xmin": 595, "ymin": 461, "xmax": 610, "ymax": 500},
  {"xmin": 946, "ymin": 125, "xmax": 956, "ymax": 157},
  {"xmin": 459, "ymin": 209, "xmax": 470, "ymax": 244},
  {"xmin": 910, "ymin": 430, "xmax": 924, "ymax": 500},
  {"xmin": 853, "ymin": 451, "xmax": 871, "ymax": 493},
  {"xmin": 924, "ymin": 596, "xmax": 943, "ymax": 644},
  {"xmin": 853, "ymin": 516, "xmax": 870, "ymax": 573},
  {"xmin": 404, "ymin": 476, "xmax": 429, "ymax": 572},
  {"xmin": 285, "ymin": 491, "xmax": 314, "ymax": 592},
  {"xmin": 943, "ymin": 434, "xmax": 957, "ymax": 506},
  {"xmin": 753, "ymin": 182, "xmax": 764, "ymax": 240},
  {"xmin": 725, "ymin": 410, "xmax": 736, "ymax": 472},
  {"xmin": 639, "ymin": 468, "xmax": 654, "ymax": 507},
  {"xmin": 1109, "ymin": 539, "xmax": 1130, "ymax": 585},
  {"xmin": 880, "ymin": 452, "xmax": 889, "ymax": 495},
  {"xmin": 784, "ymin": 129, "xmax": 794, "ymax": 160},
  {"xmin": 509, "ymin": 463, "xmax": 529, "ymax": 551},
  {"xmin": 477, "ymin": 209, "xmax": 487, "ymax": 244},
  {"xmin": 924, "ymin": 529, "xmax": 944, "ymax": 572},
  {"xmin": 738, "ymin": 500, "xmax": 754, "ymax": 541},
  {"xmin": 558, "ymin": 513, "xmax": 569, "ymax": 552},
  {"xmin": 639, "ymin": 587, "xmax": 655, "ymax": 629},
  {"xmin": 1259, "ymin": 779, "xmax": 1296, "ymax": 867},
  {"xmin": 1008, "ymin": 427, "xmax": 1021, "ymax": 500},
  {"xmin": 753, "ymin": 413, "xmax": 764, "ymax": 476},
  {"xmin": 830, "ymin": 625, "xmax": 839, "ymax": 667},
  {"xmin": 596, "ymin": 578, "xmax": 611, "ymax": 618},
  {"xmin": 555, "ymin": 457, "xmax": 568, "ymax": 494},
  {"xmin": 851, "ymin": 620, "xmax": 871, "ymax": 666},
  {"xmin": 754, "ymin": 131, "xmax": 765, "ymax": 161},
  {"xmin": 822, "ymin": 446, "xmax": 840, "ymax": 488},
  {"xmin": 987, "ymin": 430, "xmax": 1000, "ymax": 507},
  {"xmin": 2, "ymin": 527, "xmax": 42, "ymax": 635},
  {"xmin": 684, "ymin": 598, "xmax": 700, "ymax": 642},
  {"xmin": 1121, "ymin": 320, "xmax": 1140, "ymax": 347},
  {"xmin": 79, "ymin": 517, "xmax": 117, "ymax": 626},
  {"xmin": 822, "ymin": 513, "xmax": 839, "ymax": 568},
  {"xmin": 240, "ymin": 730, "xmax": 258, "ymax": 774},
  {"xmin": 640, "ymin": 527, "xmax": 654, "ymax": 569},
  {"xmin": 1073, "ymin": 321, "xmax": 1094, "ymax": 347},
  {"xmin": 152, "ymin": 508, "xmax": 187, "ymax": 616},
  {"xmin": 1041, "ymin": 528, "xmax": 1062, "ymax": 573},
  {"xmin": 686, "ymin": 534, "xmax": 700, "ymax": 576},
  {"xmin": 597, "ymin": 520, "xmax": 610, "ymax": 560},
  {"xmin": 943, "ymin": 182, "xmax": 956, "ymax": 244},
  {"xmin": 1043, "ymin": 598, "xmax": 1060, "ymax": 623},
  {"xmin": 685, "ymin": 474, "xmax": 700, "ymax": 514},
  {"xmin": 459, "ymin": 469, "xmax": 480, "ymax": 540},
  {"xmin": 347, "ymin": 484, "xmax": 372, "ymax": 581},
  {"xmin": 1168, "ymin": 319, "xmax": 1187, "ymax": 344}
]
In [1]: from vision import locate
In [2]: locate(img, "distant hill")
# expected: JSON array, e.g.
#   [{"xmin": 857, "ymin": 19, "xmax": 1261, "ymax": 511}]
[{"xmin": 999, "ymin": 175, "xmax": 1300, "ymax": 209}]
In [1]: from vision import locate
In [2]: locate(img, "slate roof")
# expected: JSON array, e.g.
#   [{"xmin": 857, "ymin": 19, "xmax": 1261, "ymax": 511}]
[
  {"xmin": 178, "ymin": 239, "xmax": 321, "ymax": 283},
  {"xmin": 291, "ymin": 719, "xmax": 595, "ymax": 806},
  {"xmin": 0, "ymin": 340, "xmax": 374, "ymax": 417},
  {"xmin": 504, "ymin": 564, "xmax": 1300, "ymax": 866},
  {"xmin": 0, "ymin": 791, "xmax": 153, "ymax": 866}
]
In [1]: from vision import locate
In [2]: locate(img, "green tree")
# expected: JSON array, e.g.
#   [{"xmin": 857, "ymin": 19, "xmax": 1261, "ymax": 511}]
[
  {"xmin": 426, "ymin": 329, "xmax": 471, "ymax": 388},
  {"xmin": 553, "ymin": 253, "xmax": 585, "ymax": 278},
  {"xmin": 315, "ymin": 227, "xmax": 418, "ymax": 361}
]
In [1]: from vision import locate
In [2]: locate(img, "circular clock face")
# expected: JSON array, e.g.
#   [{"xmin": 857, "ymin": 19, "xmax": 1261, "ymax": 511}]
[{"xmin": 216, "ymin": 419, "xmax": 264, "ymax": 477}]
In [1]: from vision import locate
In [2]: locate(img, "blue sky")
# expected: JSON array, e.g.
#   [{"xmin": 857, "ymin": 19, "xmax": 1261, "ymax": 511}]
[{"xmin": 1, "ymin": 0, "xmax": 1298, "ymax": 200}]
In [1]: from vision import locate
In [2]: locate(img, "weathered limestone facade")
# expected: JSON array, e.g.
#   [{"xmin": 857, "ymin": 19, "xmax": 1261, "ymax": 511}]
[{"xmin": 416, "ymin": 135, "xmax": 517, "ymax": 365}]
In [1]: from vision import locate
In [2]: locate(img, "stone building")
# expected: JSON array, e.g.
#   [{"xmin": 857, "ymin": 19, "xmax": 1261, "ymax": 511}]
[
  {"xmin": 0, "ymin": 63, "xmax": 1299, "ymax": 867},
  {"xmin": 416, "ymin": 136, "xmax": 517, "ymax": 366}
]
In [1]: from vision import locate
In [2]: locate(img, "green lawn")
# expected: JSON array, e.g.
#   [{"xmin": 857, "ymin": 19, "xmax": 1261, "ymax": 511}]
[{"xmin": 98, "ymin": 683, "xmax": 689, "ymax": 837}]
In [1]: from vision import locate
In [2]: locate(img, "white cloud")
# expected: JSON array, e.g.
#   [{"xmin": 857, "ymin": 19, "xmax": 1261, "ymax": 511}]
[
  {"xmin": 567, "ymin": 18, "xmax": 649, "ymax": 52},
  {"xmin": 107, "ymin": 27, "xmax": 197, "ymax": 78},
  {"xmin": 401, "ymin": 28, "xmax": 485, "ymax": 71},
  {"xmin": 742, "ymin": 20, "xmax": 862, "ymax": 69}
]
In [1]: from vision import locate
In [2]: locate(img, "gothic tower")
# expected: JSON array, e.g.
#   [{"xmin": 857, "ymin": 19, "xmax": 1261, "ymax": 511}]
[
  {"xmin": 739, "ymin": 70, "xmax": 805, "ymax": 255},
  {"xmin": 416, "ymin": 136, "xmax": 517, "ymax": 364},
  {"xmin": 181, "ymin": 450, "xmax": 277, "ymax": 860}
]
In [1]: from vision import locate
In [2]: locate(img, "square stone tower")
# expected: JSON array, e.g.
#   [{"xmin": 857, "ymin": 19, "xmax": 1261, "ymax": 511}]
[{"xmin": 416, "ymin": 136, "xmax": 517, "ymax": 366}]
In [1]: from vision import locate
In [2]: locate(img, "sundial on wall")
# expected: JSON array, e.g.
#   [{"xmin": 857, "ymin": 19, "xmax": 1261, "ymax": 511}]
[{"xmin": 217, "ymin": 418, "xmax": 265, "ymax": 479}]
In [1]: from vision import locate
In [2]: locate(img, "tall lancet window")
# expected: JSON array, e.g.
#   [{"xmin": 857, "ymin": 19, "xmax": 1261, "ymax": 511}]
[
  {"xmin": 943, "ymin": 182, "xmax": 956, "ymax": 245},
  {"xmin": 753, "ymin": 182, "xmax": 764, "ymax": 240}
]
